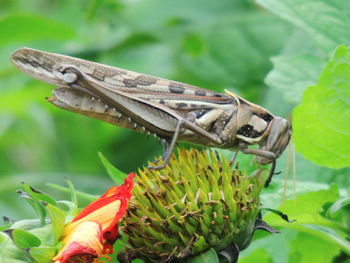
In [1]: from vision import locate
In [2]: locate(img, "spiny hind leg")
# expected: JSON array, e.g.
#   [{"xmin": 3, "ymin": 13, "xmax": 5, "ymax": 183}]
[
  {"xmin": 150, "ymin": 139, "xmax": 171, "ymax": 165},
  {"xmin": 148, "ymin": 121, "xmax": 183, "ymax": 170}
]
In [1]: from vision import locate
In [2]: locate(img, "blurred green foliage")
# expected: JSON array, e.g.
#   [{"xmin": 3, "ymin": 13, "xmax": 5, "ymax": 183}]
[{"xmin": 0, "ymin": 0, "xmax": 349, "ymax": 262}]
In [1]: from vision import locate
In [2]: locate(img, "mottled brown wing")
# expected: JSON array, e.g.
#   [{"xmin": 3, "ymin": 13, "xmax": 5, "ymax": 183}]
[{"xmin": 11, "ymin": 47, "xmax": 236, "ymax": 117}]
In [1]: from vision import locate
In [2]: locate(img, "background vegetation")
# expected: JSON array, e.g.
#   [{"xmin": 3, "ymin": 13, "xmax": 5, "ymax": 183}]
[{"xmin": 0, "ymin": 0, "xmax": 349, "ymax": 262}]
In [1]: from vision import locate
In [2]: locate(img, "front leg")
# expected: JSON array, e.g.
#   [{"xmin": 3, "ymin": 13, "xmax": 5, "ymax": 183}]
[
  {"xmin": 264, "ymin": 159, "xmax": 277, "ymax": 187},
  {"xmin": 238, "ymin": 141, "xmax": 278, "ymax": 187},
  {"xmin": 238, "ymin": 141, "xmax": 276, "ymax": 160},
  {"xmin": 229, "ymin": 151, "xmax": 239, "ymax": 167}
]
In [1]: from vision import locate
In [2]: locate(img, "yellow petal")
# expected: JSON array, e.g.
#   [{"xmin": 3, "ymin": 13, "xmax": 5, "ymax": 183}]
[
  {"xmin": 53, "ymin": 221, "xmax": 103, "ymax": 263},
  {"xmin": 63, "ymin": 199, "xmax": 121, "ymax": 237}
]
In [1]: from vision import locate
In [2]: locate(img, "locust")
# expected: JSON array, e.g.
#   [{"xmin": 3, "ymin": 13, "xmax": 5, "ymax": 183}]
[{"xmin": 11, "ymin": 47, "xmax": 291, "ymax": 186}]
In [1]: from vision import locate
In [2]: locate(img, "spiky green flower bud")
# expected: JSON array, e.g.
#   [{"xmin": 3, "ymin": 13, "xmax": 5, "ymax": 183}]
[{"xmin": 119, "ymin": 149, "xmax": 268, "ymax": 262}]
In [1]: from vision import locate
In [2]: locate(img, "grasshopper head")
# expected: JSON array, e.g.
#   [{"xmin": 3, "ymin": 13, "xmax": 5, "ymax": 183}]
[{"xmin": 256, "ymin": 117, "xmax": 291, "ymax": 165}]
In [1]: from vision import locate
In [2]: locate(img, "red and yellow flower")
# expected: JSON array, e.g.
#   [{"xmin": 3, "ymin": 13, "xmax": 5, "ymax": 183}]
[{"xmin": 53, "ymin": 173, "xmax": 134, "ymax": 263}]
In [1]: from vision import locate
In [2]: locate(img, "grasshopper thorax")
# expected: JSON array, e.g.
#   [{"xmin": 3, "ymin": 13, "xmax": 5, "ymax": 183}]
[{"xmin": 256, "ymin": 117, "xmax": 291, "ymax": 165}]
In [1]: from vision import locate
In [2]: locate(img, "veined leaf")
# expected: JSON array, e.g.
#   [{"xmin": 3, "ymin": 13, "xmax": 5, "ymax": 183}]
[
  {"xmin": 293, "ymin": 45, "xmax": 350, "ymax": 168},
  {"xmin": 257, "ymin": 0, "xmax": 350, "ymax": 54},
  {"xmin": 265, "ymin": 54, "xmax": 324, "ymax": 104},
  {"xmin": 265, "ymin": 185, "xmax": 350, "ymax": 254}
]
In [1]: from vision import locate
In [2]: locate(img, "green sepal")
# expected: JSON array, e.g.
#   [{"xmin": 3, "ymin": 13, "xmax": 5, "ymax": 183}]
[
  {"xmin": 43, "ymin": 202, "xmax": 65, "ymax": 243},
  {"xmin": 0, "ymin": 217, "xmax": 11, "ymax": 231},
  {"xmin": 186, "ymin": 247, "xmax": 219, "ymax": 263},
  {"xmin": 192, "ymin": 235, "xmax": 209, "ymax": 253},
  {"xmin": 8, "ymin": 229, "xmax": 41, "ymax": 249}
]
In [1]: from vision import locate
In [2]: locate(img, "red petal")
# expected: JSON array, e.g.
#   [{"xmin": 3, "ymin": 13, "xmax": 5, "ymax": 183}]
[
  {"xmin": 72, "ymin": 173, "xmax": 134, "ymax": 223},
  {"xmin": 53, "ymin": 222, "xmax": 103, "ymax": 263},
  {"xmin": 56, "ymin": 242, "xmax": 98, "ymax": 263},
  {"xmin": 54, "ymin": 173, "xmax": 135, "ymax": 262}
]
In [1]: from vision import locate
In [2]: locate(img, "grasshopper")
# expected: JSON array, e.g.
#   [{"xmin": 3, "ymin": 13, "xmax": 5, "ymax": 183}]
[{"xmin": 11, "ymin": 47, "xmax": 291, "ymax": 186}]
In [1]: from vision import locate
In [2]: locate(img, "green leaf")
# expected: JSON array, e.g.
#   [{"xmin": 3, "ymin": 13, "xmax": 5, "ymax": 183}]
[
  {"xmin": 0, "ymin": 13, "xmax": 75, "ymax": 46},
  {"xmin": 11, "ymin": 219, "xmax": 42, "ymax": 230},
  {"xmin": 44, "ymin": 203, "xmax": 65, "ymax": 243},
  {"xmin": 265, "ymin": 54, "xmax": 324, "ymax": 103},
  {"xmin": 27, "ymin": 224, "xmax": 57, "ymax": 247},
  {"xmin": 17, "ymin": 191, "xmax": 46, "ymax": 225},
  {"xmin": 86, "ymin": 0, "xmax": 104, "ymax": 20},
  {"xmin": 19, "ymin": 183, "xmax": 58, "ymax": 226},
  {"xmin": 257, "ymin": 0, "xmax": 350, "ymax": 54},
  {"xmin": 265, "ymin": 185, "xmax": 350, "ymax": 253},
  {"xmin": 240, "ymin": 230, "xmax": 294, "ymax": 263},
  {"xmin": 302, "ymin": 224, "xmax": 350, "ymax": 254},
  {"xmin": 100, "ymin": 42, "xmax": 174, "ymax": 79},
  {"xmin": 265, "ymin": 186, "xmax": 339, "ymax": 226},
  {"xmin": 240, "ymin": 248, "xmax": 273, "ymax": 263},
  {"xmin": 261, "ymin": 178, "xmax": 331, "ymax": 209},
  {"xmin": 182, "ymin": 33, "xmax": 206, "ymax": 57},
  {"xmin": 187, "ymin": 248, "xmax": 219, "ymax": 263},
  {"xmin": 22, "ymin": 183, "xmax": 58, "ymax": 206},
  {"xmin": 29, "ymin": 246, "xmax": 56, "ymax": 263},
  {"xmin": 11, "ymin": 229, "xmax": 41, "ymax": 249},
  {"xmin": 65, "ymin": 177, "xmax": 78, "ymax": 206},
  {"xmin": 58, "ymin": 200, "xmax": 78, "ymax": 218},
  {"xmin": 0, "ymin": 217, "xmax": 11, "ymax": 231},
  {"xmin": 179, "ymin": 12, "xmax": 292, "ymax": 98},
  {"xmin": 288, "ymin": 232, "xmax": 340, "ymax": 263},
  {"xmin": 327, "ymin": 196, "xmax": 350, "ymax": 218},
  {"xmin": 293, "ymin": 45, "xmax": 350, "ymax": 168},
  {"xmin": 47, "ymin": 183, "xmax": 98, "ymax": 203},
  {"xmin": 98, "ymin": 152, "xmax": 127, "ymax": 185},
  {"xmin": 0, "ymin": 232, "xmax": 30, "ymax": 263},
  {"xmin": 263, "ymin": 29, "xmax": 325, "ymax": 108}
]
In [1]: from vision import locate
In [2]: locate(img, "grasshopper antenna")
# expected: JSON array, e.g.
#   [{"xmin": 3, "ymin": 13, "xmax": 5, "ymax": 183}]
[
  {"xmin": 292, "ymin": 139, "xmax": 296, "ymax": 206},
  {"xmin": 282, "ymin": 139, "xmax": 292, "ymax": 207}
]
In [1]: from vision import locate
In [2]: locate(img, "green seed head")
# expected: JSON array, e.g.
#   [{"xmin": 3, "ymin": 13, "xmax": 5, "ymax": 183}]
[{"xmin": 119, "ymin": 149, "xmax": 267, "ymax": 262}]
